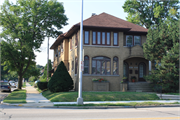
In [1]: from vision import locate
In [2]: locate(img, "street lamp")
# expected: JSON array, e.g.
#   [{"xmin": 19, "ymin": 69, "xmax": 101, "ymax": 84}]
[{"xmin": 77, "ymin": 0, "xmax": 84, "ymax": 105}]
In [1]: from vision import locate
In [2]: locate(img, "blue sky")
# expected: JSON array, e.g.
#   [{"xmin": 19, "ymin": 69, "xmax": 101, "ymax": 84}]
[{"xmin": 0, "ymin": 0, "xmax": 127, "ymax": 66}]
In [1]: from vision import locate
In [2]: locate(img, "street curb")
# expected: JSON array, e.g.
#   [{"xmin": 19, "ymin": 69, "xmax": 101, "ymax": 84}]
[{"xmin": 1, "ymin": 101, "xmax": 179, "ymax": 109}]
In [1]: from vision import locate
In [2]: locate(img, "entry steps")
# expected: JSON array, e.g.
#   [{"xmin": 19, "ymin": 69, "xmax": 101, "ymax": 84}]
[{"xmin": 128, "ymin": 82, "xmax": 153, "ymax": 92}]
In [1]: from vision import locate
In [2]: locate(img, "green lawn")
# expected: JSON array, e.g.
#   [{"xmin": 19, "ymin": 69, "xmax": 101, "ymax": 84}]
[
  {"xmin": 42, "ymin": 90, "xmax": 160, "ymax": 102},
  {"xmin": 164, "ymin": 93, "xmax": 179, "ymax": 95},
  {"xmin": 3, "ymin": 89, "xmax": 26, "ymax": 103},
  {"xmin": 54, "ymin": 102, "xmax": 180, "ymax": 107}
]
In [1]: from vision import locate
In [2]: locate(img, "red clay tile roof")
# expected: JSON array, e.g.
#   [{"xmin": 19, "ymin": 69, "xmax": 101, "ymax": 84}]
[
  {"xmin": 75, "ymin": 12, "xmax": 148, "ymax": 32},
  {"xmin": 50, "ymin": 12, "xmax": 148, "ymax": 49}
]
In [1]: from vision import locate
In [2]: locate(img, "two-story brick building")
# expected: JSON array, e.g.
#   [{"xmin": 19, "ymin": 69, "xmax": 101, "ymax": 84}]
[{"xmin": 50, "ymin": 12, "xmax": 152, "ymax": 91}]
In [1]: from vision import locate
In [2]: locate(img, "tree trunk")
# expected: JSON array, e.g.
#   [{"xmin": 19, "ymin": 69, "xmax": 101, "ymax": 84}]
[{"xmin": 18, "ymin": 74, "xmax": 23, "ymax": 89}]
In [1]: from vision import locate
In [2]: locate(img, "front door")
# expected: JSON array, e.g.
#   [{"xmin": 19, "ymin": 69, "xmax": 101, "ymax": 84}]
[{"xmin": 138, "ymin": 62, "xmax": 146, "ymax": 82}]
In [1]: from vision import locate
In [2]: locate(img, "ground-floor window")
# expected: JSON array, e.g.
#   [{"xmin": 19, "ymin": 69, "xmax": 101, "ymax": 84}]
[
  {"xmin": 113, "ymin": 56, "xmax": 118, "ymax": 75},
  {"xmin": 84, "ymin": 56, "xmax": 89, "ymax": 74},
  {"xmin": 92, "ymin": 56, "xmax": 111, "ymax": 75}
]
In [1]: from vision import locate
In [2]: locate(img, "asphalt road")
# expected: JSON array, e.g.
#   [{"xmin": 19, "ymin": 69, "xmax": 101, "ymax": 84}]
[{"xmin": 0, "ymin": 106, "xmax": 179, "ymax": 120}]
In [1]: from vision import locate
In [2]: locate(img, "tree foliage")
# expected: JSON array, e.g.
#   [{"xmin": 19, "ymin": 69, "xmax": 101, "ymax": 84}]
[
  {"xmin": 122, "ymin": 0, "xmax": 179, "ymax": 29},
  {"xmin": 0, "ymin": 0, "xmax": 68, "ymax": 89},
  {"xmin": 48, "ymin": 61, "xmax": 73, "ymax": 93},
  {"xmin": 143, "ymin": 21, "xmax": 179, "ymax": 93}
]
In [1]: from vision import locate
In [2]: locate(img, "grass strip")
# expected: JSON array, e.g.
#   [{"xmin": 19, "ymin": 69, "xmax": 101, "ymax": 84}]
[
  {"xmin": 42, "ymin": 90, "xmax": 160, "ymax": 102},
  {"xmin": 164, "ymin": 93, "xmax": 180, "ymax": 95},
  {"xmin": 3, "ymin": 89, "xmax": 26, "ymax": 103},
  {"xmin": 54, "ymin": 102, "xmax": 180, "ymax": 107}
]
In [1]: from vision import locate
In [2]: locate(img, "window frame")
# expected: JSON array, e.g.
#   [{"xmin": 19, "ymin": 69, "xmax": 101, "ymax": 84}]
[
  {"xmin": 92, "ymin": 56, "xmax": 111, "ymax": 75},
  {"xmin": 113, "ymin": 32, "xmax": 118, "ymax": 46},
  {"xmin": 70, "ymin": 38, "xmax": 72, "ymax": 50},
  {"xmin": 134, "ymin": 36, "xmax": 141, "ymax": 46},
  {"xmin": 113, "ymin": 56, "xmax": 118, "ymax": 75},
  {"xmin": 126, "ymin": 35, "xmax": 141, "ymax": 46},
  {"xmin": 84, "ymin": 31, "xmax": 90, "ymax": 45},
  {"xmin": 75, "ymin": 32, "xmax": 78, "ymax": 46},
  {"xmin": 84, "ymin": 55, "xmax": 89, "ymax": 74},
  {"xmin": 72, "ymin": 60, "xmax": 74, "ymax": 71},
  {"xmin": 92, "ymin": 31, "xmax": 111, "ymax": 46}
]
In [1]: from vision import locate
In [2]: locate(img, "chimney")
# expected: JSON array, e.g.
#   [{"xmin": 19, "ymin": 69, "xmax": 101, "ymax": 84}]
[{"xmin": 92, "ymin": 13, "xmax": 96, "ymax": 16}]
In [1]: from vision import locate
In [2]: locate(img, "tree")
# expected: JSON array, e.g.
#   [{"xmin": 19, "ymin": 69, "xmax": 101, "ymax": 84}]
[
  {"xmin": 48, "ymin": 61, "xmax": 73, "ymax": 93},
  {"xmin": 23, "ymin": 65, "xmax": 40, "ymax": 80},
  {"xmin": 40, "ymin": 59, "xmax": 52, "ymax": 81},
  {"xmin": 143, "ymin": 21, "xmax": 179, "ymax": 92},
  {"xmin": 0, "ymin": 0, "xmax": 68, "ymax": 89},
  {"xmin": 122, "ymin": 0, "xmax": 179, "ymax": 29}
]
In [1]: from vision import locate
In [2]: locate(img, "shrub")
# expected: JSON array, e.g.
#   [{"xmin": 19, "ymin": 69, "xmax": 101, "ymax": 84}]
[
  {"xmin": 37, "ymin": 82, "xmax": 48, "ymax": 90},
  {"xmin": 48, "ymin": 61, "xmax": 73, "ymax": 93}
]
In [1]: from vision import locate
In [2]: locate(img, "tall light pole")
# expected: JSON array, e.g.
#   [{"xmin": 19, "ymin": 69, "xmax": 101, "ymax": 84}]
[
  {"xmin": 77, "ymin": 0, "xmax": 84, "ymax": 105},
  {"xmin": 47, "ymin": 37, "xmax": 49, "ymax": 82}
]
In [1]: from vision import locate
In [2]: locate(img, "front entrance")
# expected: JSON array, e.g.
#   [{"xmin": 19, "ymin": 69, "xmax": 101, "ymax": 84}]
[{"xmin": 123, "ymin": 57, "xmax": 148, "ymax": 82}]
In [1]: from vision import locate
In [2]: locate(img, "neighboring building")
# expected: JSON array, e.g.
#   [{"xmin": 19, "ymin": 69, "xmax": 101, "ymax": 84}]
[{"xmin": 50, "ymin": 13, "xmax": 151, "ymax": 91}]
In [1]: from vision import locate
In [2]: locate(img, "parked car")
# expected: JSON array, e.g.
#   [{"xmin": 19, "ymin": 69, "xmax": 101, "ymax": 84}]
[
  {"xmin": 9, "ymin": 81, "xmax": 16, "ymax": 88},
  {"xmin": 0, "ymin": 82, "xmax": 11, "ymax": 92}
]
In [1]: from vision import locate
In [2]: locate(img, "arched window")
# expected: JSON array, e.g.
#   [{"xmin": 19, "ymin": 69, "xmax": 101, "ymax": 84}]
[
  {"xmin": 75, "ymin": 57, "xmax": 78, "ymax": 74},
  {"xmin": 113, "ymin": 56, "xmax": 118, "ymax": 75},
  {"xmin": 92, "ymin": 56, "xmax": 110, "ymax": 75},
  {"xmin": 84, "ymin": 56, "xmax": 89, "ymax": 74}
]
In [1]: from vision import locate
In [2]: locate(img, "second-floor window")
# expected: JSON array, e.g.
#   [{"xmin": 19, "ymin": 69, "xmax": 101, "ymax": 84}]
[
  {"xmin": 84, "ymin": 31, "xmax": 89, "ymax": 44},
  {"xmin": 92, "ymin": 31, "xmax": 111, "ymax": 45},
  {"xmin": 70, "ymin": 39, "xmax": 72, "ymax": 50},
  {"xmin": 126, "ymin": 35, "xmax": 141, "ymax": 46},
  {"xmin": 113, "ymin": 32, "xmax": 118, "ymax": 46}
]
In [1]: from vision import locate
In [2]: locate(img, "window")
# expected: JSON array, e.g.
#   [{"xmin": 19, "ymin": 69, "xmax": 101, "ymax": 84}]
[
  {"xmin": 134, "ymin": 36, "xmax": 141, "ymax": 45},
  {"xmin": 107, "ymin": 32, "xmax": 110, "ymax": 45},
  {"xmin": 126, "ymin": 35, "xmax": 141, "ymax": 46},
  {"xmin": 113, "ymin": 33, "xmax": 118, "ymax": 46},
  {"xmin": 72, "ymin": 61, "xmax": 74, "ymax": 70},
  {"xmin": 92, "ymin": 31, "xmax": 96, "ymax": 44},
  {"xmin": 92, "ymin": 56, "xmax": 111, "ymax": 75},
  {"xmin": 70, "ymin": 39, "xmax": 72, "ymax": 49},
  {"xmin": 84, "ymin": 56, "xmax": 89, "ymax": 74},
  {"xmin": 97, "ymin": 32, "xmax": 101, "ymax": 44},
  {"xmin": 75, "ymin": 32, "xmax": 78, "ymax": 46},
  {"xmin": 102, "ymin": 32, "xmax": 105, "ymax": 45},
  {"xmin": 84, "ymin": 31, "xmax": 89, "ymax": 44},
  {"xmin": 126, "ymin": 35, "xmax": 133, "ymax": 46},
  {"xmin": 75, "ymin": 57, "xmax": 78, "ymax": 74},
  {"xmin": 113, "ymin": 57, "xmax": 118, "ymax": 75},
  {"xmin": 92, "ymin": 31, "xmax": 111, "ymax": 45}
]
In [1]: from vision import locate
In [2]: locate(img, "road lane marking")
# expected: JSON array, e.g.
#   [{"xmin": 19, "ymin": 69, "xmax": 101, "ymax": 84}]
[{"xmin": 86, "ymin": 117, "xmax": 180, "ymax": 120}]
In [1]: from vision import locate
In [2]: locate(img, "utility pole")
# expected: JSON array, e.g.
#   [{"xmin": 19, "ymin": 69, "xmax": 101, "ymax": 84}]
[
  {"xmin": 77, "ymin": 0, "xmax": 84, "ymax": 105},
  {"xmin": 47, "ymin": 37, "xmax": 49, "ymax": 82}
]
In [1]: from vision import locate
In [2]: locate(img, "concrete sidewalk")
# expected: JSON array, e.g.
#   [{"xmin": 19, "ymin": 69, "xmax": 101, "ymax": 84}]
[{"xmin": 25, "ymin": 82, "xmax": 54, "ymax": 107}]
